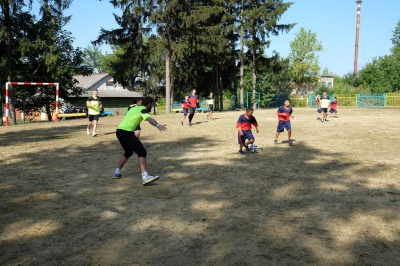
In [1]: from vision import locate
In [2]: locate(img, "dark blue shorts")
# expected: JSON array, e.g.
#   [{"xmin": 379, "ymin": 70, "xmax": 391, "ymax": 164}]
[
  {"xmin": 183, "ymin": 108, "xmax": 189, "ymax": 116},
  {"xmin": 238, "ymin": 130, "xmax": 255, "ymax": 144},
  {"xmin": 277, "ymin": 120, "xmax": 291, "ymax": 132}
]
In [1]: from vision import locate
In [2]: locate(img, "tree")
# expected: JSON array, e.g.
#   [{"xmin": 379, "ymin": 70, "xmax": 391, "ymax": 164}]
[
  {"xmin": 83, "ymin": 44, "xmax": 106, "ymax": 73},
  {"xmin": 0, "ymin": 0, "xmax": 29, "ymax": 124},
  {"xmin": 288, "ymin": 27, "xmax": 323, "ymax": 94},
  {"xmin": 94, "ymin": 0, "xmax": 154, "ymax": 90},
  {"xmin": 241, "ymin": 0, "xmax": 294, "ymax": 107},
  {"xmin": 390, "ymin": 19, "xmax": 400, "ymax": 56}
]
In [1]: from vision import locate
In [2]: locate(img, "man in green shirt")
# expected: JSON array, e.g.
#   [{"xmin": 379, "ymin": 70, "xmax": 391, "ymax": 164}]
[
  {"xmin": 86, "ymin": 89, "xmax": 102, "ymax": 137},
  {"xmin": 113, "ymin": 96, "xmax": 167, "ymax": 185}
]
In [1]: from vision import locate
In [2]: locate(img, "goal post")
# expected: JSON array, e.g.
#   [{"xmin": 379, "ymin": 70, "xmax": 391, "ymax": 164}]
[{"xmin": 5, "ymin": 82, "xmax": 59, "ymax": 126}]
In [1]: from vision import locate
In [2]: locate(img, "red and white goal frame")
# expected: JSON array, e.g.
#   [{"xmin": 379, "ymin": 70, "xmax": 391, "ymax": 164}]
[{"xmin": 5, "ymin": 82, "xmax": 60, "ymax": 126}]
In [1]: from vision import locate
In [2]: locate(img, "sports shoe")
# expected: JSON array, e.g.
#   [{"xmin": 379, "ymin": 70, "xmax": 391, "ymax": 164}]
[
  {"xmin": 87, "ymin": 129, "xmax": 90, "ymax": 135},
  {"xmin": 273, "ymin": 140, "xmax": 278, "ymax": 145},
  {"xmin": 206, "ymin": 115, "xmax": 209, "ymax": 120},
  {"xmin": 238, "ymin": 150, "xmax": 245, "ymax": 154},
  {"xmin": 181, "ymin": 121, "xmax": 183, "ymax": 126},
  {"xmin": 244, "ymin": 144, "xmax": 250, "ymax": 152},
  {"xmin": 143, "ymin": 175, "xmax": 160, "ymax": 185},
  {"xmin": 113, "ymin": 173, "xmax": 122, "ymax": 179},
  {"xmin": 189, "ymin": 122, "xmax": 192, "ymax": 126},
  {"xmin": 92, "ymin": 133, "xmax": 97, "ymax": 137},
  {"xmin": 289, "ymin": 139, "xmax": 293, "ymax": 146}
]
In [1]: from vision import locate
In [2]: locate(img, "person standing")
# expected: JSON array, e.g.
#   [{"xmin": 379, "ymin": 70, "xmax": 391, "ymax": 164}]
[
  {"xmin": 188, "ymin": 89, "xmax": 199, "ymax": 126},
  {"xmin": 86, "ymin": 89, "xmax": 102, "ymax": 137},
  {"xmin": 274, "ymin": 98, "xmax": 294, "ymax": 146},
  {"xmin": 113, "ymin": 96, "xmax": 167, "ymax": 185},
  {"xmin": 206, "ymin": 92, "xmax": 214, "ymax": 120},
  {"xmin": 320, "ymin": 91, "xmax": 330, "ymax": 122},
  {"xmin": 180, "ymin": 95, "xmax": 191, "ymax": 126},
  {"xmin": 236, "ymin": 107, "xmax": 259, "ymax": 154}
]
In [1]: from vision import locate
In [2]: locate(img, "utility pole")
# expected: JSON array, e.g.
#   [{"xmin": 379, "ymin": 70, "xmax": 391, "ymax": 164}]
[{"xmin": 354, "ymin": 0, "xmax": 362, "ymax": 75}]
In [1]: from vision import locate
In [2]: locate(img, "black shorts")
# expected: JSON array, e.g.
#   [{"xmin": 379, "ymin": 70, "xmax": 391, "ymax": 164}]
[
  {"xmin": 321, "ymin": 108, "xmax": 328, "ymax": 113},
  {"xmin": 208, "ymin": 104, "xmax": 214, "ymax": 112},
  {"xmin": 88, "ymin": 114, "xmax": 100, "ymax": 121},
  {"xmin": 116, "ymin": 129, "xmax": 147, "ymax": 158}
]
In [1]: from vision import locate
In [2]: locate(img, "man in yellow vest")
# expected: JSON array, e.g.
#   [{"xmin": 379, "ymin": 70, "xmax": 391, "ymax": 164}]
[{"xmin": 86, "ymin": 89, "xmax": 103, "ymax": 136}]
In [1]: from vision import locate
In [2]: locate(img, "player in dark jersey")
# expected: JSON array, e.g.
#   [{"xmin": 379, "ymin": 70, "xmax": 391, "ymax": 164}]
[
  {"xmin": 180, "ymin": 95, "xmax": 191, "ymax": 126},
  {"xmin": 329, "ymin": 97, "xmax": 338, "ymax": 116},
  {"xmin": 187, "ymin": 89, "xmax": 199, "ymax": 126},
  {"xmin": 236, "ymin": 107, "xmax": 259, "ymax": 154},
  {"xmin": 274, "ymin": 98, "xmax": 294, "ymax": 146}
]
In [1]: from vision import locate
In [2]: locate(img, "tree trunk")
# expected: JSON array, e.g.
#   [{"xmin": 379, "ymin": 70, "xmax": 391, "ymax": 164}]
[
  {"xmin": 239, "ymin": 0, "xmax": 245, "ymax": 109},
  {"xmin": 251, "ymin": 44, "xmax": 257, "ymax": 109},
  {"xmin": 165, "ymin": 48, "xmax": 171, "ymax": 114}
]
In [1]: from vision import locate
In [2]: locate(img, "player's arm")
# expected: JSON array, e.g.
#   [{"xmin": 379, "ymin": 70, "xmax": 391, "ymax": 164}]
[{"xmin": 147, "ymin": 117, "xmax": 167, "ymax": 132}]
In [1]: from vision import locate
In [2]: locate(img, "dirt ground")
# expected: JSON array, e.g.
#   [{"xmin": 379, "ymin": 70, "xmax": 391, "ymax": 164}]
[{"xmin": 1, "ymin": 107, "xmax": 400, "ymax": 265}]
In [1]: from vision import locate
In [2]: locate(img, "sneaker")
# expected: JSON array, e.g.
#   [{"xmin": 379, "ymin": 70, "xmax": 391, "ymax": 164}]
[
  {"xmin": 87, "ymin": 129, "xmax": 90, "ymax": 135},
  {"xmin": 289, "ymin": 139, "xmax": 293, "ymax": 146},
  {"xmin": 206, "ymin": 115, "xmax": 209, "ymax": 120},
  {"xmin": 113, "ymin": 173, "xmax": 122, "ymax": 179},
  {"xmin": 143, "ymin": 175, "xmax": 159, "ymax": 185},
  {"xmin": 92, "ymin": 133, "xmax": 97, "ymax": 137},
  {"xmin": 181, "ymin": 121, "xmax": 183, "ymax": 126},
  {"xmin": 238, "ymin": 150, "xmax": 245, "ymax": 154},
  {"xmin": 273, "ymin": 140, "xmax": 278, "ymax": 145},
  {"xmin": 189, "ymin": 122, "xmax": 192, "ymax": 126},
  {"xmin": 244, "ymin": 144, "xmax": 250, "ymax": 152}
]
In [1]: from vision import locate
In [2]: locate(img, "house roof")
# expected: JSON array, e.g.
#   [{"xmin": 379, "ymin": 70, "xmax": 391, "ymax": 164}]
[{"xmin": 74, "ymin": 73, "xmax": 143, "ymax": 98}]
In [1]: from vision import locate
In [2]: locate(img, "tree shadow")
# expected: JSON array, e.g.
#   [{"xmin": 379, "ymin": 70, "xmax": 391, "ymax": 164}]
[{"xmin": 1, "ymin": 131, "xmax": 399, "ymax": 265}]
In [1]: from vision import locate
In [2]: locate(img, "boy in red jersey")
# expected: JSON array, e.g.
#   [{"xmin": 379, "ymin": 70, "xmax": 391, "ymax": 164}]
[
  {"xmin": 187, "ymin": 89, "xmax": 199, "ymax": 126},
  {"xmin": 274, "ymin": 98, "xmax": 294, "ymax": 146},
  {"xmin": 236, "ymin": 107, "xmax": 259, "ymax": 154},
  {"xmin": 329, "ymin": 97, "xmax": 338, "ymax": 116},
  {"xmin": 180, "ymin": 95, "xmax": 191, "ymax": 126}
]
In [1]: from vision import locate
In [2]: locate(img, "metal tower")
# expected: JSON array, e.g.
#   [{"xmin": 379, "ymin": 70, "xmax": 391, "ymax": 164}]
[{"xmin": 354, "ymin": 0, "xmax": 362, "ymax": 74}]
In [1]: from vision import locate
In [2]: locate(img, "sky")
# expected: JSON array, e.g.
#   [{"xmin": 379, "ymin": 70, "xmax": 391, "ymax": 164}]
[{"xmin": 61, "ymin": 0, "xmax": 400, "ymax": 77}]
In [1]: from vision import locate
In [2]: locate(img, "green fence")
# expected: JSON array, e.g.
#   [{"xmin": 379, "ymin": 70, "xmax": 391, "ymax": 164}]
[{"xmin": 267, "ymin": 93, "xmax": 400, "ymax": 108}]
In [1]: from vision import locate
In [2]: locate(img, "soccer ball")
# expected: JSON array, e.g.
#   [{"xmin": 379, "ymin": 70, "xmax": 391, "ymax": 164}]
[{"xmin": 250, "ymin": 144, "xmax": 258, "ymax": 152}]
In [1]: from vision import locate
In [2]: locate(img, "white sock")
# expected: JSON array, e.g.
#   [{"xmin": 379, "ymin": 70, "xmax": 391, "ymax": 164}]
[{"xmin": 142, "ymin": 171, "xmax": 148, "ymax": 179}]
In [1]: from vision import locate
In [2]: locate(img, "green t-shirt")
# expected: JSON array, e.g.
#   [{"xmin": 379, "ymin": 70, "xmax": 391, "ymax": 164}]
[
  {"xmin": 87, "ymin": 96, "xmax": 102, "ymax": 115},
  {"xmin": 117, "ymin": 106, "xmax": 151, "ymax": 132}
]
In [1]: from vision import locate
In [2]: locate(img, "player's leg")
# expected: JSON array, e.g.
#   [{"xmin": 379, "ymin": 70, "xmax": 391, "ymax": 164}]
[
  {"xmin": 87, "ymin": 116, "xmax": 92, "ymax": 135},
  {"xmin": 188, "ymin": 107, "xmax": 195, "ymax": 125},
  {"xmin": 274, "ymin": 121, "xmax": 283, "ymax": 144},
  {"xmin": 114, "ymin": 129, "xmax": 135, "ymax": 178},
  {"xmin": 238, "ymin": 132, "xmax": 245, "ymax": 154},
  {"xmin": 92, "ymin": 117, "xmax": 99, "ymax": 136}
]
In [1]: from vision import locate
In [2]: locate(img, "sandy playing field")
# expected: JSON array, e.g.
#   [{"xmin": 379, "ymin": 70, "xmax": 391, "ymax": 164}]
[{"xmin": 1, "ymin": 107, "xmax": 400, "ymax": 265}]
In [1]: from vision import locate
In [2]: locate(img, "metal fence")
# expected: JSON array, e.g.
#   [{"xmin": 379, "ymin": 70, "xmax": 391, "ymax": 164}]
[{"xmin": 265, "ymin": 93, "xmax": 400, "ymax": 108}]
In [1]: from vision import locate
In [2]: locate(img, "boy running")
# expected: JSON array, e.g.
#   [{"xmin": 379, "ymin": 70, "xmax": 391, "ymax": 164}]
[
  {"xmin": 274, "ymin": 98, "xmax": 294, "ymax": 146},
  {"xmin": 236, "ymin": 107, "xmax": 259, "ymax": 154},
  {"xmin": 180, "ymin": 95, "xmax": 191, "ymax": 126}
]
